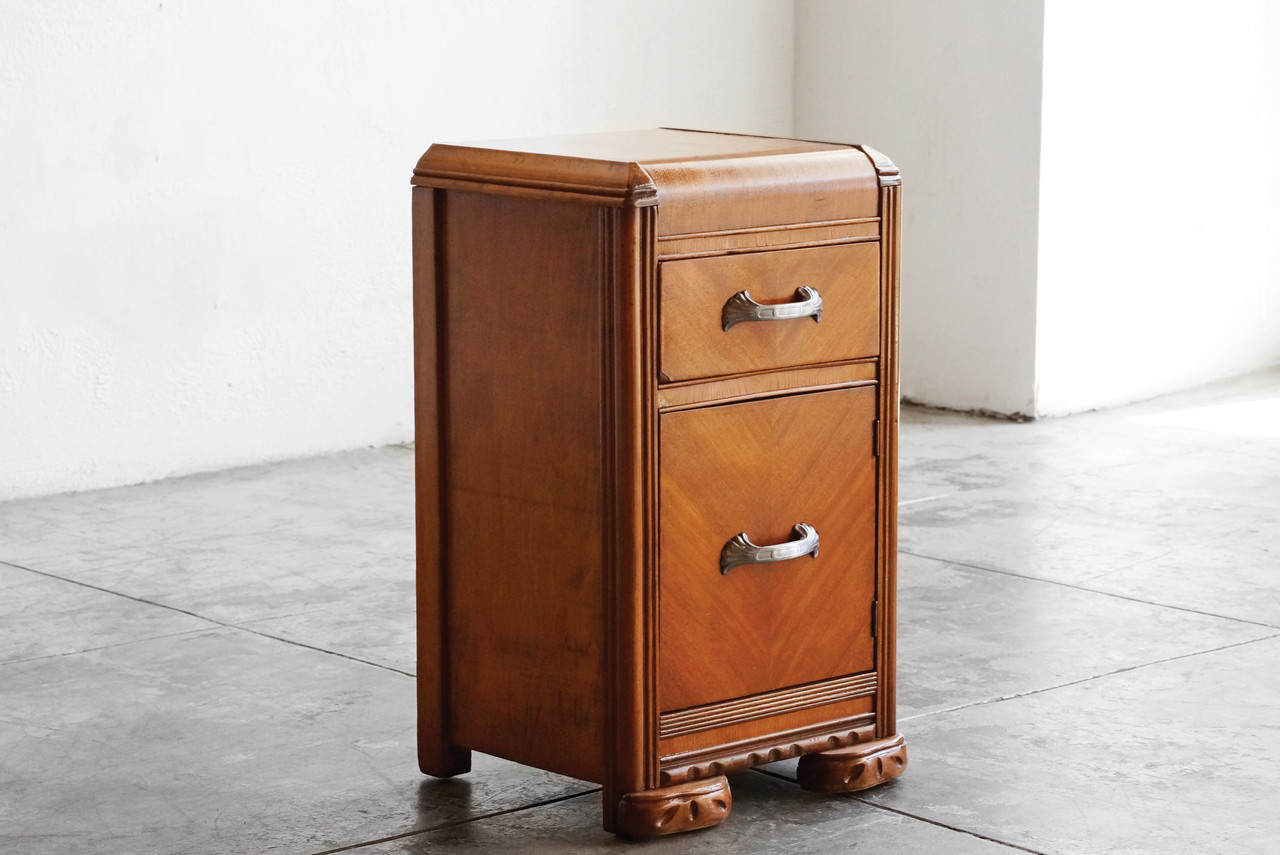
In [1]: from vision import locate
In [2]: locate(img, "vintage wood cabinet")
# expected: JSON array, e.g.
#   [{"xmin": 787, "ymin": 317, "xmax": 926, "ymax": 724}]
[{"xmin": 412, "ymin": 129, "xmax": 904, "ymax": 838}]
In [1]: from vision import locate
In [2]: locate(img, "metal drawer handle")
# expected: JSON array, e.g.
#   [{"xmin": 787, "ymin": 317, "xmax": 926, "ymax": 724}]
[
  {"xmin": 721, "ymin": 287, "xmax": 823, "ymax": 331},
  {"xmin": 719, "ymin": 523, "xmax": 820, "ymax": 575}
]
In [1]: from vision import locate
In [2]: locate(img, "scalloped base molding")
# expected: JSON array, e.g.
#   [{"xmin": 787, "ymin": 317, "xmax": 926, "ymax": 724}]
[{"xmin": 615, "ymin": 776, "xmax": 732, "ymax": 838}]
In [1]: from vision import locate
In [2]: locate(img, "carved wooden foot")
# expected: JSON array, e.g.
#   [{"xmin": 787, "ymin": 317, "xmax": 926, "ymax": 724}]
[
  {"xmin": 614, "ymin": 776, "xmax": 731, "ymax": 838},
  {"xmin": 796, "ymin": 733, "xmax": 907, "ymax": 793}
]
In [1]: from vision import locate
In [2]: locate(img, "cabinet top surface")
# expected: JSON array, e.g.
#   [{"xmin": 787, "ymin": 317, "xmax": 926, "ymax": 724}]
[
  {"xmin": 413, "ymin": 128, "xmax": 893, "ymax": 233},
  {"xmin": 432, "ymin": 128, "xmax": 852, "ymax": 165}
]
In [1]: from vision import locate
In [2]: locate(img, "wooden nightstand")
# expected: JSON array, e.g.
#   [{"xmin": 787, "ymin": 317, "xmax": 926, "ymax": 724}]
[{"xmin": 411, "ymin": 129, "xmax": 904, "ymax": 838}]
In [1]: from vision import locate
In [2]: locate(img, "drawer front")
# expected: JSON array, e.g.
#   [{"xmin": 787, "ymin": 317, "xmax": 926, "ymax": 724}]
[
  {"xmin": 660, "ymin": 243, "xmax": 880, "ymax": 383},
  {"xmin": 658, "ymin": 387, "xmax": 877, "ymax": 713}
]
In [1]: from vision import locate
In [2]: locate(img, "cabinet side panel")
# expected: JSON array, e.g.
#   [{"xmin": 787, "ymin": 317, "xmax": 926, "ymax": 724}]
[{"xmin": 441, "ymin": 190, "xmax": 606, "ymax": 782}]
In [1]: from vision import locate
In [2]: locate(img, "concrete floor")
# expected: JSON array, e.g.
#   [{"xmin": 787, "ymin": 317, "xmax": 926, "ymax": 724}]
[{"xmin": 2, "ymin": 367, "xmax": 1278, "ymax": 854}]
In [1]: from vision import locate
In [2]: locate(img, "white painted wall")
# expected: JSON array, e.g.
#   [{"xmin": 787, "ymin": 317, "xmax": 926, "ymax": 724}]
[
  {"xmin": 794, "ymin": 0, "xmax": 1046, "ymax": 416},
  {"xmin": 1035, "ymin": 0, "xmax": 1280, "ymax": 415},
  {"xmin": 0, "ymin": 0, "xmax": 795, "ymax": 501}
]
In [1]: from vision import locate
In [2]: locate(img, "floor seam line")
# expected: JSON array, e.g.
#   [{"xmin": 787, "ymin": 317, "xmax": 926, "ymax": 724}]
[
  {"xmin": 900, "ymin": 632, "xmax": 1280, "ymax": 723},
  {"xmin": 0, "ymin": 518, "xmax": 384, "ymax": 565},
  {"xmin": 0, "ymin": 558, "xmax": 229, "ymax": 625},
  {"xmin": 843, "ymin": 794, "xmax": 1052, "ymax": 855},
  {"xmin": 0, "ymin": 446, "xmax": 414, "ymax": 513},
  {"xmin": 304, "ymin": 787, "xmax": 602, "ymax": 855},
  {"xmin": 0, "ymin": 558, "xmax": 413, "ymax": 678},
  {"xmin": 899, "ymin": 550, "xmax": 1280, "ymax": 630},
  {"xmin": 0, "ymin": 626, "xmax": 216, "ymax": 667},
  {"xmin": 750, "ymin": 769, "xmax": 1048, "ymax": 854},
  {"xmin": 229, "ymin": 624, "xmax": 415, "ymax": 678}
]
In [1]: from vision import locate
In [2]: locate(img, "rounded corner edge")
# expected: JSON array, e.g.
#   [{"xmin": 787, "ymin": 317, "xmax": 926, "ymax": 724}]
[{"xmin": 855, "ymin": 145, "xmax": 900, "ymax": 186}]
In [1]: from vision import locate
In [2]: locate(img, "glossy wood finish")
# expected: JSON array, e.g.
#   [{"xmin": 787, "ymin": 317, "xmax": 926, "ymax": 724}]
[
  {"xmin": 615, "ymin": 775, "xmax": 731, "ymax": 838},
  {"xmin": 413, "ymin": 129, "xmax": 902, "ymax": 839},
  {"xmin": 795, "ymin": 733, "xmax": 908, "ymax": 793},
  {"xmin": 660, "ymin": 243, "xmax": 881, "ymax": 382},
  {"xmin": 658, "ymin": 388, "xmax": 877, "ymax": 710}
]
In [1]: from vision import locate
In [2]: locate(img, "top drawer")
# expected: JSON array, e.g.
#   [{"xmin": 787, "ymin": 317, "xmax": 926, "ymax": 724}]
[{"xmin": 659, "ymin": 242, "xmax": 880, "ymax": 383}]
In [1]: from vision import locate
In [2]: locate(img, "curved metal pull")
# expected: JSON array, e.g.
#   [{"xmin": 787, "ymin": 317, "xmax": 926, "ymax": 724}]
[
  {"xmin": 719, "ymin": 523, "xmax": 820, "ymax": 575},
  {"xmin": 721, "ymin": 287, "xmax": 823, "ymax": 332}
]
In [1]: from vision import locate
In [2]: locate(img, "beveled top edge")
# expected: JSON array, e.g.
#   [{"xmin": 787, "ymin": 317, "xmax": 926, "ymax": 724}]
[
  {"xmin": 428, "ymin": 128, "xmax": 852, "ymax": 166},
  {"xmin": 413, "ymin": 143, "xmax": 657, "ymax": 205}
]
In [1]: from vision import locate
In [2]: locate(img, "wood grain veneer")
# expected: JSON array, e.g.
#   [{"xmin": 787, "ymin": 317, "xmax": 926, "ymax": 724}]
[{"xmin": 658, "ymin": 388, "xmax": 877, "ymax": 711}]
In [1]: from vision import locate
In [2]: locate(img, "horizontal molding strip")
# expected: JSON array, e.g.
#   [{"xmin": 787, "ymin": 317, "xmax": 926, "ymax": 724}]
[
  {"xmin": 659, "ymin": 672, "xmax": 878, "ymax": 739},
  {"xmin": 657, "ymin": 217, "xmax": 879, "ymax": 259},
  {"xmin": 657, "ymin": 360, "xmax": 877, "ymax": 413},
  {"xmin": 657, "ymin": 216, "xmax": 880, "ymax": 242},
  {"xmin": 658, "ymin": 234, "xmax": 879, "ymax": 261},
  {"xmin": 411, "ymin": 170, "xmax": 658, "ymax": 207}
]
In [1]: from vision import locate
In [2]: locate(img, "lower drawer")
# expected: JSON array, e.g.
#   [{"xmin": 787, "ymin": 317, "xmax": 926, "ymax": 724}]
[{"xmin": 658, "ymin": 386, "xmax": 878, "ymax": 713}]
